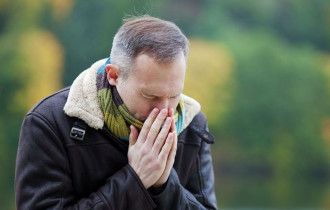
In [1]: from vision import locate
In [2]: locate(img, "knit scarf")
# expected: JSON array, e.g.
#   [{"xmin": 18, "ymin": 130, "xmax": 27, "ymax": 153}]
[{"xmin": 96, "ymin": 58, "xmax": 185, "ymax": 141}]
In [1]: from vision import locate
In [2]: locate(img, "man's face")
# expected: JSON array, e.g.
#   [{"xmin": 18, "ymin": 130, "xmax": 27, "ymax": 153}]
[{"xmin": 115, "ymin": 53, "xmax": 186, "ymax": 121}]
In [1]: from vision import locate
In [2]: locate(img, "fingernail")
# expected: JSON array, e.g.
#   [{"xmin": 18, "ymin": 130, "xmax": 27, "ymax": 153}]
[
  {"xmin": 151, "ymin": 108, "xmax": 159, "ymax": 116},
  {"xmin": 161, "ymin": 109, "xmax": 167, "ymax": 115}
]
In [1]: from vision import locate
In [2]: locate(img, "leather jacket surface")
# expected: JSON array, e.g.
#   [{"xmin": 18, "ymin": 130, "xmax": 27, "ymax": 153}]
[{"xmin": 15, "ymin": 87, "xmax": 218, "ymax": 209}]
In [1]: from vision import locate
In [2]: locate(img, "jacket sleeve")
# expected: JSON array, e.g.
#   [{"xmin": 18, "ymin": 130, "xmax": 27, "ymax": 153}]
[
  {"xmin": 150, "ymin": 134, "xmax": 218, "ymax": 209},
  {"xmin": 15, "ymin": 113, "xmax": 156, "ymax": 210}
]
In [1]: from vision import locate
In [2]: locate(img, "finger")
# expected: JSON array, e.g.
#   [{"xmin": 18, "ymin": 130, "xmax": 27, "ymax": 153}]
[
  {"xmin": 158, "ymin": 132, "xmax": 174, "ymax": 162},
  {"xmin": 170, "ymin": 115, "xmax": 176, "ymax": 133},
  {"xmin": 152, "ymin": 117, "xmax": 172, "ymax": 154},
  {"xmin": 167, "ymin": 108, "xmax": 176, "ymax": 133},
  {"xmin": 170, "ymin": 132, "xmax": 178, "ymax": 160},
  {"xmin": 145, "ymin": 109, "xmax": 168, "ymax": 146},
  {"xmin": 138, "ymin": 108, "xmax": 159, "ymax": 143},
  {"xmin": 168, "ymin": 130, "xmax": 177, "ymax": 160},
  {"xmin": 164, "ymin": 131, "xmax": 177, "ymax": 170},
  {"xmin": 129, "ymin": 125, "xmax": 139, "ymax": 147},
  {"xmin": 167, "ymin": 108, "xmax": 173, "ymax": 123},
  {"xmin": 169, "ymin": 108, "xmax": 177, "ymax": 152},
  {"xmin": 169, "ymin": 108, "xmax": 174, "ymax": 117}
]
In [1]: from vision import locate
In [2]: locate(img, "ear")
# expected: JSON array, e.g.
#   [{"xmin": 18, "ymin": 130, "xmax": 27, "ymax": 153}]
[{"xmin": 105, "ymin": 64, "xmax": 120, "ymax": 86}]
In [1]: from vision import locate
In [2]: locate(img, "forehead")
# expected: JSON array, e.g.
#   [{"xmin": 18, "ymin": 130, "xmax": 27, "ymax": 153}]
[{"xmin": 128, "ymin": 54, "xmax": 186, "ymax": 94}]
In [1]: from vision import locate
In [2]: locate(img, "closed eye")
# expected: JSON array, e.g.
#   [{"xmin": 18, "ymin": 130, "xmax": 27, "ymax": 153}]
[
  {"xmin": 170, "ymin": 94, "xmax": 180, "ymax": 99},
  {"xmin": 141, "ymin": 93, "xmax": 156, "ymax": 100},
  {"xmin": 141, "ymin": 92, "xmax": 180, "ymax": 100}
]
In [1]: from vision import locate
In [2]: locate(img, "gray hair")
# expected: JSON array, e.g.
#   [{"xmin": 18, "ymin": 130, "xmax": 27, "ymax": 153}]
[{"xmin": 110, "ymin": 15, "xmax": 189, "ymax": 79}]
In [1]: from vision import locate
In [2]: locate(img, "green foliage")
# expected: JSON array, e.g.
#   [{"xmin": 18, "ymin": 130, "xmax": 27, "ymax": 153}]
[
  {"xmin": 0, "ymin": 34, "xmax": 27, "ymax": 210},
  {"xmin": 48, "ymin": 0, "xmax": 158, "ymax": 86},
  {"xmin": 161, "ymin": 0, "xmax": 330, "ymax": 53},
  {"xmin": 0, "ymin": 1, "xmax": 67, "ymax": 209},
  {"xmin": 2, "ymin": 0, "xmax": 330, "ymax": 208},
  {"xmin": 221, "ymin": 29, "xmax": 330, "ymax": 177}
]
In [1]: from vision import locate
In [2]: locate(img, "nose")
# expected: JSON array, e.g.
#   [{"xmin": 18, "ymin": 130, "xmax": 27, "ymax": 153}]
[{"xmin": 155, "ymin": 98, "xmax": 169, "ymax": 111}]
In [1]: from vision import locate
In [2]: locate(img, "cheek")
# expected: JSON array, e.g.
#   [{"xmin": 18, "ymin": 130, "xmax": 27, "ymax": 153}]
[{"xmin": 135, "ymin": 100, "xmax": 156, "ymax": 119}]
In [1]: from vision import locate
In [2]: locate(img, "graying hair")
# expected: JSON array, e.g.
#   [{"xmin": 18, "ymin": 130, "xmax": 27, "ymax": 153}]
[{"xmin": 110, "ymin": 15, "xmax": 189, "ymax": 79}]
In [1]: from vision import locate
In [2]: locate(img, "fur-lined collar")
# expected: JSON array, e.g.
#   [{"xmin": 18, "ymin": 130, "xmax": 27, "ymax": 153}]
[{"xmin": 64, "ymin": 59, "xmax": 201, "ymax": 130}]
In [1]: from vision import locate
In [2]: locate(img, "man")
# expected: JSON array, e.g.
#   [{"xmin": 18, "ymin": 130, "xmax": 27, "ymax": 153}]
[{"xmin": 15, "ymin": 15, "xmax": 217, "ymax": 209}]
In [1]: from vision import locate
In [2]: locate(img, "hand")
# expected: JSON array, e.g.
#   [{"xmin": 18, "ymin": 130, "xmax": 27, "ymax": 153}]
[
  {"xmin": 128, "ymin": 108, "xmax": 175, "ymax": 189},
  {"xmin": 153, "ymin": 108, "xmax": 177, "ymax": 188}
]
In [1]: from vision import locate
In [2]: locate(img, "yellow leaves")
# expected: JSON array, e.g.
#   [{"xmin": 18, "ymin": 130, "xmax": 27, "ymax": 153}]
[
  {"xmin": 17, "ymin": 0, "xmax": 74, "ymax": 17},
  {"xmin": 322, "ymin": 118, "xmax": 330, "ymax": 146},
  {"xmin": 14, "ymin": 29, "xmax": 64, "ymax": 111},
  {"xmin": 5, "ymin": 0, "xmax": 75, "ymax": 30},
  {"xmin": 48, "ymin": 0, "xmax": 75, "ymax": 21},
  {"xmin": 184, "ymin": 39, "xmax": 233, "ymax": 125}
]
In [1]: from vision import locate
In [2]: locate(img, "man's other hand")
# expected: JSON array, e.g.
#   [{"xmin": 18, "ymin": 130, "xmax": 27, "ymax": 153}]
[
  {"xmin": 128, "ymin": 108, "xmax": 176, "ymax": 189},
  {"xmin": 153, "ymin": 108, "xmax": 177, "ymax": 188}
]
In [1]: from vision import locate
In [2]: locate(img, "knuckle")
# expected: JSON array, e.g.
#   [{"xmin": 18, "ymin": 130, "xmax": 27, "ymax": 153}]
[
  {"xmin": 141, "ymin": 147, "xmax": 149, "ymax": 156},
  {"xmin": 146, "ymin": 131, "xmax": 155, "ymax": 141},
  {"xmin": 165, "ymin": 139, "xmax": 172, "ymax": 146},
  {"xmin": 142, "ymin": 124, "xmax": 152, "ymax": 133},
  {"xmin": 153, "ymin": 139, "xmax": 162, "ymax": 147},
  {"xmin": 154, "ymin": 162, "xmax": 162, "ymax": 170},
  {"xmin": 145, "ymin": 155, "xmax": 153, "ymax": 162}
]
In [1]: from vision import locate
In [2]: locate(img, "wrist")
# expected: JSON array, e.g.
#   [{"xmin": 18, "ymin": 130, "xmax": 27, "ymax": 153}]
[{"xmin": 149, "ymin": 181, "xmax": 167, "ymax": 195}]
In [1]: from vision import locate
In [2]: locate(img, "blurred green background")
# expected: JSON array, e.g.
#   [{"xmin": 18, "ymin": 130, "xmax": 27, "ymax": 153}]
[{"xmin": 1, "ymin": 0, "xmax": 330, "ymax": 209}]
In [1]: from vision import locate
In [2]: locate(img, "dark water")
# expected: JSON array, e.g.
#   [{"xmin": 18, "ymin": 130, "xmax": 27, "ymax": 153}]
[{"xmin": 215, "ymin": 175, "xmax": 330, "ymax": 209}]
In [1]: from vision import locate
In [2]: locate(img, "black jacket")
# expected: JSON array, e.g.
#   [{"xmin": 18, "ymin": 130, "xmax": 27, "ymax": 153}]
[{"xmin": 15, "ymin": 60, "xmax": 217, "ymax": 210}]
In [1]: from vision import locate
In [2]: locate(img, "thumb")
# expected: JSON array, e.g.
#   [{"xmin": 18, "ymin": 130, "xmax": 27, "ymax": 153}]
[{"xmin": 129, "ymin": 125, "xmax": 138, "ymax": 147}]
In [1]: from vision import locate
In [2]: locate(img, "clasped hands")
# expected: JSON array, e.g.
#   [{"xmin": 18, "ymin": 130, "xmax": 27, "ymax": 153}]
[{"xmin": 128, "ymin": 108, "xmax": 177, "ymax": 189}]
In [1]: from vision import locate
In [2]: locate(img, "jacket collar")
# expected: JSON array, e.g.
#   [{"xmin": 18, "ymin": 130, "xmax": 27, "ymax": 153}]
[{"xmin": 64, "ymin": 59, "xmax": 201, "ymax": 130}]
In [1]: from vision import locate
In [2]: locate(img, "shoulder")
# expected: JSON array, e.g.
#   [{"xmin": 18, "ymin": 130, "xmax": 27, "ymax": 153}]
[
  {"xmin": 21, "ymin": 87, "xmax": 80, "ymax": 145},
  {"xmin": 28, "ymin": 87, "xmax": 70, "ymax": 116},
  {"xmin": 179, "ymin": 107, "xmax": 214, "ymax": 145},
  {"xmin": 190, "ymin": 111, "xmax": 208, "ymax": 128},
  {"xmin": 24, "ymin": 87, "xmax": 72, "ymax": 133}
]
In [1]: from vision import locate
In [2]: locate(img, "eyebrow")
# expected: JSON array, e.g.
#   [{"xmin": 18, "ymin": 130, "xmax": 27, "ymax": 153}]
[{"xmin": 140, "ymin": 90, "xmax": 181, "ymax": 98}]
